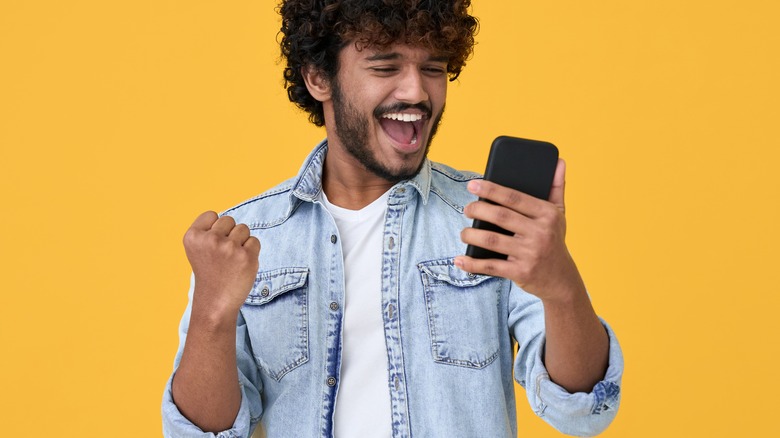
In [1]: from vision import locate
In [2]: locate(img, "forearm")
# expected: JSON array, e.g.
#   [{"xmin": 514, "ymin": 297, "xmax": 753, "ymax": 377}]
[
  {"xmin": 542, "ymin": 280, "xmax": 609, "ymax": 393},
  {"xmin": 171, "ymin": 304, "xmax": 241, "ymax": 433}
]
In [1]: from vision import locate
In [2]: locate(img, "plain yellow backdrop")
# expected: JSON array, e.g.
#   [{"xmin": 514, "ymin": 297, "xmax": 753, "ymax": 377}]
[{"xmin": 1, "ymin": 1, "xmax": 778, "ymax": 436}]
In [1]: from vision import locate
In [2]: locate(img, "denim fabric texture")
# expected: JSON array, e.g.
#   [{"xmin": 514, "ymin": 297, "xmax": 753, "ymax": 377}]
[{"xmin": 162, "ymin": 140, "xmax": 624, "ymax": 437}]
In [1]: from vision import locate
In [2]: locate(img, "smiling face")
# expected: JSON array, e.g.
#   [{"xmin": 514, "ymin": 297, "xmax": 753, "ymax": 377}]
[{"xmin": 309, "ymin": 43, "xmax": 449, "ymax": 184}]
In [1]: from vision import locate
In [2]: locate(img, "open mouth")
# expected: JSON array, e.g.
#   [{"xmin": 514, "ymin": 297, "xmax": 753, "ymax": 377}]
[{"xmin": 378, "ymin": 112, "xmax": 427, "ymax": 149}]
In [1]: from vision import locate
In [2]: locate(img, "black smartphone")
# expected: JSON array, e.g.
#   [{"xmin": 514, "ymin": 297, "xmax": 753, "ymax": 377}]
[{"xmin": 465, "ymin": 136, "xmax": 559, "ymax": 260}]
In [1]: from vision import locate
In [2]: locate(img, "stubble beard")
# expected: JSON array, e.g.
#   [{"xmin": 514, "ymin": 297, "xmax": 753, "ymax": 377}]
[{"xmin": 331, "ymin": 79, "xmax": 444, "ymax": 183}]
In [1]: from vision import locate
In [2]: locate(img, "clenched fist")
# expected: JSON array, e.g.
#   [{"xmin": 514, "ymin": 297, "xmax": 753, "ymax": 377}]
[{"xmin": 183, "ymin": 211, "xmax": 261, "ymax": 320}]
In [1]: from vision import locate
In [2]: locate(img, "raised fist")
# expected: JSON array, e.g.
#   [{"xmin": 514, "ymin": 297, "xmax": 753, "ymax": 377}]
[{"xmin": 182, "ymin": 211, "xmax": 261, "ymax": 319}]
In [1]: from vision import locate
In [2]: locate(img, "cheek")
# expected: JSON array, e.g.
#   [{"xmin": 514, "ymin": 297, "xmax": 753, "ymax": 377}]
[{"xmin": 426, "ymin": 78, "xmax": 448, "ymax": 102}]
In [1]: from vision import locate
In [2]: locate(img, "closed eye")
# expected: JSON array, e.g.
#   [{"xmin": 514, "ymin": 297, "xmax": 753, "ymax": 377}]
[
  {"xmin": 370, "ymin": 67, "xmax": 399, "ymax": 75},
  {"xmin": 422, "ymin": 66, "xmax": 446, "ymax": 77}
]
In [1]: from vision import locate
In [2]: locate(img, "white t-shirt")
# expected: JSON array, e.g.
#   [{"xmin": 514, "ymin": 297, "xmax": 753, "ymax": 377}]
[{"xmin": 320, "ymin": 190, "xmax": 392, "ymax": 438}]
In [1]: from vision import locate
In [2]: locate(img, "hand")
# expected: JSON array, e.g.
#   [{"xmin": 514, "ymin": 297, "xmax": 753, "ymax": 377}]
[
  {"xmin": 456, "ymin": 160, "xmax": 585, "ymax": 302},
  {"xmin": 183, "ymin": 211, "xmax": 261, "ymax": 319}
]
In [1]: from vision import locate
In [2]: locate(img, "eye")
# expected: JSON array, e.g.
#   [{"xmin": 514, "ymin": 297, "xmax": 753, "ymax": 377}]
[
  {"xmin": 422, "ymin": 66, "xmax": 447, "ymax": 77},
  {"xmin": 370, "ymin": 66, "xmax": 399, "ymax": 75}
]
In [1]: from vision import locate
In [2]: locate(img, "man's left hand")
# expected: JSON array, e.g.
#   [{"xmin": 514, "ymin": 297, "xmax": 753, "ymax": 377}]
[{"xmin": 456, "ymin": 159, "xmax": 585, "ymax": 302}]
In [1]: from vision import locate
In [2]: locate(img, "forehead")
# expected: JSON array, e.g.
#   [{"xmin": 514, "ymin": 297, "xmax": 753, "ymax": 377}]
[{"xmin": 341, "ymin": 42, "xmax": 449, "ymax": 64}]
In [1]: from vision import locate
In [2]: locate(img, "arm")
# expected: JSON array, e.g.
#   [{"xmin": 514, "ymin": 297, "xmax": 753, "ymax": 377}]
[
  {"xmin": 170, "ymin": 211, "xmax": 261, "ymax": 432},
  {"xmin": 455, "ymin": 160, "xmax": 607, "ymax": 392}
]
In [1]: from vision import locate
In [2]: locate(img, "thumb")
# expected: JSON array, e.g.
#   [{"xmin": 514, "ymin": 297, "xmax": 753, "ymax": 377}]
[{"xmin": 548, "ymin": 159, "xmax": 566, "ymax": 212}]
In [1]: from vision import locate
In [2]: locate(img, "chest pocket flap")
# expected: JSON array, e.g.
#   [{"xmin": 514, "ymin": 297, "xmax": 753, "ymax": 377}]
[
  {"xmin": 246, "ymin": 267, "xmax": 308, "ymax": 305},
  {"xmin": 418, "ymin": 262, "xmax": 493, "ymax": 288}
]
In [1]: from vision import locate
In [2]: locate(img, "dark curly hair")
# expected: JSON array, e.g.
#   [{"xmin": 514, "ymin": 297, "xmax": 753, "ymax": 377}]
[{"xmin": 278, "ymin": 0, "xmax": 478, "ymax": 126}]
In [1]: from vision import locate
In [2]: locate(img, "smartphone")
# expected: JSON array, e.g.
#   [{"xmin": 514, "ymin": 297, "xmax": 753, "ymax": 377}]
[{"xmin": 465, "ymin": 136, "xmax": 559, "ymax": 260}]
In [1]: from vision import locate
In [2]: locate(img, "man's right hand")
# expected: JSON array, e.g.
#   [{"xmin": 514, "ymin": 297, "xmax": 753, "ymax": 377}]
[
  {"xmin": 173, "ymin": 211, "xmax": 258, "ymax": 431},
  {"xmin": 183, "ymin": 211, "xmax": 261, "ymax": 320}
]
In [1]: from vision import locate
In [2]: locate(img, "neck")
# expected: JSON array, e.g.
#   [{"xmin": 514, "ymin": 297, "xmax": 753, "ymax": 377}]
[{"xmin": 322, "ymin": 148, "xmax": 394, "ymax": 210}]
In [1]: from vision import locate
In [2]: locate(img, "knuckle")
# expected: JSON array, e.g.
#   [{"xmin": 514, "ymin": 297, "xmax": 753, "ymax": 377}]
[
  {"xmin": 237, "ymin": 248, "xmax": 252, "ymax": 263},
  {"xmin": 541, "ymin": 205, "xmax": 562, "ymax": 223},
  {"xmin": 219, "ymin": 215, "xmax": 236, "ymax": 228},
  {"xmin": 505, "ymin": 190, "xmax": 523, "ymax": 207},
  {"xmin": 495, "ymin": 207, "xmax": 512, "ymax": 224},
  {"xmin": 484, "ymin": 232, "xmax": 501, "ymax": 248},
  {"xmin": 482, "ymin": 262, "xmax": 497, "ymax": 275},
  {"xmin": 517, "ymin": 264, "xmax": 533, "ymax": 280},
  {"xmin": 537, "ymin": 227, "xmax": 554, "ymax": 242},
  {"xmin": 204, "ymin": 231, "xmax": 220, "ymax": 247},
  {"xmin": 182, "ymin": 229, "xmax": 195, "ymax": 246}
]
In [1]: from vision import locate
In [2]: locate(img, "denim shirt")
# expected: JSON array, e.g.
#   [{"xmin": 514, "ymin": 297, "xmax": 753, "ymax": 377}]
[{"xmin": 162, "ymin": 141, "xmax": 623, "ymax": 438}]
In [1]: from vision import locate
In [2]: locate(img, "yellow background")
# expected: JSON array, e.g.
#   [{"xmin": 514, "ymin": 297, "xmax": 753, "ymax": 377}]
[{"xmin": 1, "ymin": 1, "xmax": 778, "ymax": 436}]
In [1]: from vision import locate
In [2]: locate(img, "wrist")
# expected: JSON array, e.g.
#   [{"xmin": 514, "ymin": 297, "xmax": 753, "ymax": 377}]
[
  {"xmin": 539, "ymin": 278, "xmax": 589, "ymax": 310},
  {"xmin": 190, "ymin": 290, "xmax": 242, "ymax": 334}
]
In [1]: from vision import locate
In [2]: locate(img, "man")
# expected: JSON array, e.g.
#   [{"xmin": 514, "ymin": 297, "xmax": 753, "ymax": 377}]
[{"xmin": 162, "ymin": 1, "xmax": 623, "ymax": 437}]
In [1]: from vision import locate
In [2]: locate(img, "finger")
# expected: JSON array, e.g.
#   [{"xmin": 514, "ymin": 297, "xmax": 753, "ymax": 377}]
[
  {"xmin": 464, "ymin": 201, "xmax": 532, "ymax": 236},
  {"xmin": 244, "ymin": 236, "xmax": 261, "ymax": 254},
  {"xmin": 467, "ymin": 179, "xmax": 546, "ymax": 218},
  {"xmin": 190, "ymin": 211, "xmax": 219, "ymax": 231},
  {"xmin": 454, "ymin": 255, "xmax": 513, "ymax": 278},
  {"xmin": 460, "ymin": 227, "xmax": 521, "ymax": 258},
  {"xmin": 211, "ymin": 215, "xmax": 236, "ymax": 236},
  {"xmin": 548, "ymin": 159, "xmax": 566, "ymax": 212},
  {"xmin": 228, "ymin": 223, "xmax": 251, "ymax": 243}
]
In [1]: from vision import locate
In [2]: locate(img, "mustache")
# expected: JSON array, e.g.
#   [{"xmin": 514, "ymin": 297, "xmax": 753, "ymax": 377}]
[{"xmin": 374, "ymin": 102, "xmax": 433, "ymax": 120}]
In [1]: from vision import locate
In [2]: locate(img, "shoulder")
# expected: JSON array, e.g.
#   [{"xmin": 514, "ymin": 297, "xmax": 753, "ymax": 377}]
[
  {"xmin": 220, "ymin": 177, "xmax": 299, "ymax": 229},
  {"xmin": 428, "ymin": 161, "xmax": 482, "ymax": 212}
]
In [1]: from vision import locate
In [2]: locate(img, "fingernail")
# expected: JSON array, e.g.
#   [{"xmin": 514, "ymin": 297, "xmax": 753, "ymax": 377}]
[
  {"xmin": 467, "ymin": 180, "xmax": 481, "ymax": 193},
  {"xmin": 454, "ymin": 257, "xmax": 463, "ymax": 268}
]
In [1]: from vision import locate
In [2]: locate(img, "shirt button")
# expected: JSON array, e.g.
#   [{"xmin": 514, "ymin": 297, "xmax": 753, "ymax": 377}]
[
  {"xmin": 388, "ymin": 236, "xmax": 395, "ymax": 250},
  {"xmin": 330, "ymin": 234, "xmax": 337, "ymax": 244},
  {"xmin": 329, "ymin": 302, "xmax": 339, "ymax": 311},
  {"xmin": 327, "ymin": 376, "xmax": 337, "ymax": 387},
  {"xmin": 397, "ymin": 187, "xmax": 406, "ymax": 194},
  {"xmin": 260, "ymin": 286, "xmax": 270, "ymax": 297}
]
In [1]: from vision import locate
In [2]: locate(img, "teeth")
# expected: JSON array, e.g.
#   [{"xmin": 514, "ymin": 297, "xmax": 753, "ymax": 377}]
[{"xmin": 381, "ymin": 113, "xmax": 423, "ymax": 122}]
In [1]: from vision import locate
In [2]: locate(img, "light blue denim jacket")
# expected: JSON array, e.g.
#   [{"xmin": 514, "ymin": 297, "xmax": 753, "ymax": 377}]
[{"xmin": 162, "ymin": 141, "xmax": 623, "ymax": 437}]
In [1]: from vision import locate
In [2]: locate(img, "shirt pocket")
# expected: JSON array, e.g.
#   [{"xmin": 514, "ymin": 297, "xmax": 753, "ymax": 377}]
[
  {"xmin": 241, "ymin": 267, "xmax": 309, "ymax": 381},
  {"xmin": 418, "ymin": 258, "xmax": 502, "ymax": 370}
]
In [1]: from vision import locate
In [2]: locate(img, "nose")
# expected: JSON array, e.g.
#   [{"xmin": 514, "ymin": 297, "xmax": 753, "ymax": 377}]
[{"xmin": 394, "ymin": 68, "xmax": 429, "ymax": 104}]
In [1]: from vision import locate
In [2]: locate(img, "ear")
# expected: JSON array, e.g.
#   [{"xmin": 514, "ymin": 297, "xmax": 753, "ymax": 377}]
[{"xmin": 301, "ymin": 65, "xmax": 332, "ymax": 102}]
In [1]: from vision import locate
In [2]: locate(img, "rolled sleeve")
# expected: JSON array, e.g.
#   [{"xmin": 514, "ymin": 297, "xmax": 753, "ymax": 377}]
[
  {"xmin": 523, "ymin": 319, "xmax": 623, "ymax": 437},
  {"xmin": 161, "ymin": 275, "xmax": 263, "ymax": 438},
  {"xmin": 161, "ymin": 371, "xmax": 256, "ymax": 438}
]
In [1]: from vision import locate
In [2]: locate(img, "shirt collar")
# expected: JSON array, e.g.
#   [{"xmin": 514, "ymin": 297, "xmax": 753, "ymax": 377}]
[{"xmin": 291, "ymin": 139, "xmax": 432, "ymax": 205}]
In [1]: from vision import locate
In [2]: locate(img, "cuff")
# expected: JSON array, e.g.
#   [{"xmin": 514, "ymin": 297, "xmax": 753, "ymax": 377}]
[
  {"xmin": 161, "ymin": 372, "xmax": 255, "ymax": 438},
  {"xmin": 528, "ymin": 319, "xmax": 624, "ymax": 436}
]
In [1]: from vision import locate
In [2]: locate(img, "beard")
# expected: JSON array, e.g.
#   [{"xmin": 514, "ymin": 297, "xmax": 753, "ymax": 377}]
[{"xmin": 331, "ymin": 79, "xmax": 444, "ymax": 183}]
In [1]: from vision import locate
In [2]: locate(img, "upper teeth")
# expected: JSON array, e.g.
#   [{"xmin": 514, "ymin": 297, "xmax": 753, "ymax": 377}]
[{"xmin": 382, "ymin": 113, "xmax": 423, "ymax": 122}]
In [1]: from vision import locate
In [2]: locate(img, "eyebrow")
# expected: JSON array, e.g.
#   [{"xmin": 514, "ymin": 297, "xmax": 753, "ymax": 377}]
[{"xmin": 365, "ymin": 52, "xmax": 449, "ymax": 63}]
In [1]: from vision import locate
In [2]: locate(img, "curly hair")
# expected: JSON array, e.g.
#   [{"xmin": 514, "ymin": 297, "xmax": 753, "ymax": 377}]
[{"xmin": 278, "ymin": 0, "xmax": 478, "ymax": 126}]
